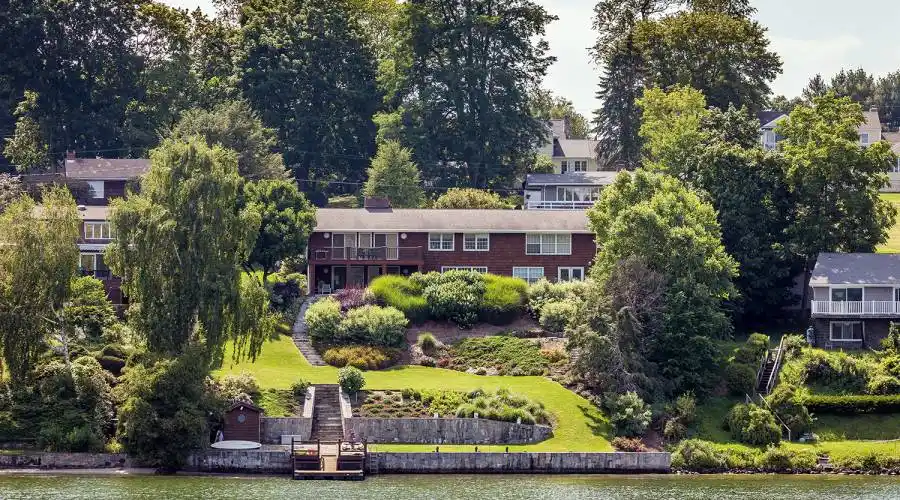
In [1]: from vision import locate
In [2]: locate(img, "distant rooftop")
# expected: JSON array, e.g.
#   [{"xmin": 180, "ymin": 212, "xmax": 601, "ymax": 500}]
[
  {"xmin": 64, "ymin": 157, "xmax": 150, "ymax": 181},
  {"xmin": 811, "ymin": 253, "xmax": 900, "ymax": 286},
  {"xmin": 314, "ymin": 208, "xmax": 591, "ymax": 233},
  {"xmin": 525, "ymin": 172, "xmax": 619, "ymax": 187}
]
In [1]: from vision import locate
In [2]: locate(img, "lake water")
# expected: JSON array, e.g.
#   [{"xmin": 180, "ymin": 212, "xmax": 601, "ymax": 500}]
[{"xmin": 0, "ymin": 473, "xmax": 898, "ymax": 500}]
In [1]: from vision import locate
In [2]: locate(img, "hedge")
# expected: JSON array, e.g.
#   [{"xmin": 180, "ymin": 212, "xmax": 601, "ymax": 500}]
[
  {"xmin": 369, "ymin": 275, "xmax": 428, "ymax": 323},
  {"xmin": 803, "ymin": 394, "xmax": 900, "ymax": 414}
]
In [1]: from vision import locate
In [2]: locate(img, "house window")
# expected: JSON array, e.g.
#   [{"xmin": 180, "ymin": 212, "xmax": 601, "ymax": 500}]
[
  {"xmin": 831, "ymin": 287, "xmax": 863, "ymax": 302},
  {"xmin": 87, "ymin": 181, "xmax": 105, "ymax": 199},
  {"xmin": 893, "ymin": 158, "xmax": 900, "ymax": 173},
  {"xmin": 895, "ymin": 288, "xmax": 900, "ymax": 302},
  {"xmin": 80, "ymin": 253, "xmax": 97, "ymax": 272},
  {"xmin": 830, "ymin": 321, "xmax": 863, "ymax": 342},
  {"xmin": 84, "ymin": 222, "xmax": 114, "ymax": 240},
  {"xmin": 573, "ymin": 160, "xmax": 587, "ymax": 172},
  {"xmin": 441, "ymin": 266, "xmax": 487, "ymax": 273},
  {"xmin": 560, "ymin": 161, "xmax": 569, "ymax": 173},
  {"xmin": 526, "ymin": 233, "xmax": 572, "ymax": 255},
  {"xmin": 513, "ymin": 267, "xmax": 544, "ymax": 284},
  {"xmin": 860, "ymin": 133, "xmax": 870, "ymax": 146},
  {"xmin": 463, "ymin": 233, "xmax": 489, "ymax": 251},
  {"xmin": 428, "ymin": 233, "xmax": 454, "ymax": 251},
  {"xmin": 558, "ymin": 267, "xmax": 584, "ymax": 282}
]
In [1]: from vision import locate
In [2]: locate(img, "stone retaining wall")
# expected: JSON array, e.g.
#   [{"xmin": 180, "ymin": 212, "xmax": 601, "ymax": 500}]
[
  {"xmin": 344, "ymin": 417, "xmax": 552, "ymax": 444},
  {"xmin": 367, "ymin": 452, "xmax": 670, "ymax": 474},
  {"xmin": 188, "ymin": 450, "xmax": 292, "ymax": 474},
  {"xmin": 260, "ymin": 417, "xmax": 312, "ymax": 444},
  {"xmin": 0, "ymin": 453, "xmax": 130, "ymax": 469}
]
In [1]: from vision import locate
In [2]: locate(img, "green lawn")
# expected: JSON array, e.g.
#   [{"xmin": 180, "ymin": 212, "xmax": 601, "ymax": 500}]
[
  {"xmin": 216, "ymin": 334, "xmax": 613, "ymax": 451},
  {"xmin": 879, "ymin": 193, "xmax": 900, "ymax": 253}
]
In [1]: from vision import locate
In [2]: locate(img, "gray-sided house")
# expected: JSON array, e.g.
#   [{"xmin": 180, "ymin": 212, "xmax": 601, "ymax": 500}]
[
  {"xmin": 523, "ymin": 172, "xmax": 617, "ymax": 210},
  {"xmin": 809, "ymin": 252, "xmax": 900, "ymax": 348}
]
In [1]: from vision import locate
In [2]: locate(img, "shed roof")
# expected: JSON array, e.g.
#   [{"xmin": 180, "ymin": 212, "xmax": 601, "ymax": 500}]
[
  {"xmin": 65, "ymin": 158, "xmax": 150, "ymax": 181},
  {"xmin": 226, "ymin": 401, "xmax": 263, "ymax": 414},
  {"xmin": 314, "ymin": 208, "xmax": 591, "ymax": 233},
  {"xmin": 810, "ymin": 253, "xmax": 900, "ymax": 286},
  {"xmin": 525, "ymin": 172, "xmax": 619, "ymax": 187}
]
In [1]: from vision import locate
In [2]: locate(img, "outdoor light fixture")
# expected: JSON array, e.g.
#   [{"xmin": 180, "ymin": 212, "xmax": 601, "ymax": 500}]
[{"xmin": 323, "ymin": 233, "xmax": 330, "ymax": 239}]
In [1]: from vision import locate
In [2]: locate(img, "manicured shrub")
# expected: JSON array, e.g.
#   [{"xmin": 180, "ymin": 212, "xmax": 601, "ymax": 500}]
[
  {"xmin": 305, "ymin": 297, "xmax": 342, "ymax": 344},
  {"xmin": 322, "ymin": 345, "xmax": 401, "ymax": 370},
  {"xmin": 63, "ymin": 276, "xmax": 117, "ymax": 340},
  {"xmin": 802, "ymin": 394, "xmax": 900, "ymax": 414},
  {"xmin": 338, "ymin": 305, "xmax": 408, "ymax": 347},
  {"xmin": 765, "ymin": 384, "xmax": 812, "ymax": 436},
  {"xmin": 420, "ymin": 271, "xmax": 485, "ymax": 328},
  {"xmin": 369, "ymin": 275, "xmax": 429, "ymax": 324},
  {"xmin": 338, "ymin": 366, "xmax": 366, "ymax": 395},
  {"xmin": 538, "ymin": 301, "xmax": 577, "ymax": 334},
  {"xmin": 724, "ymin": 363, "xmax": 756, "ymax": 396},
  {"xmin": 527, "ymin": 279, "xmax": 590, "ymax": 319},
  {"xmin": 671, "ymin": 439, "xmax": 727, "ymax": 471},
  {"xmin": 448, "ymin": 336, "xmax": 548, "ymax": 376},
  {"xmin": 726, "ymin": 403, "xmax": 780, "ymax": 445},
  {"xmin": 781, "ymin": 334, "xmax": 806, "ymax": 358},
  {"xmin": 732, "ymin": 334, "xmax": 769, "ymax": 365},
  {"xmin": 611, "ymin": 436, "xmax": 648, "ymax": 452},
  {"xmin": 218, "ymin": 372, "xmax": 260, "ymax": 404},
  {"xmin": 291, "ymin": 380, "xmax": 310, "ymax": 400},
  {"xmin": 785, "ymin": 349, "xmax": 871, "ymax": 393},
  {"xmin": 607, "ymin": 392, "xmax": 651, "ymax": 438},
  {"xmin": 480, "ymin": 274, "xmax": 527, "ymax": 325},
  {"xmin": 417, "ymin": 332, "xmax": 439, "ymax": 356}
]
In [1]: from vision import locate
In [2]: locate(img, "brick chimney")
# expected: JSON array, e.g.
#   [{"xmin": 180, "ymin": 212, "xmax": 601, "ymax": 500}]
[{"xmin": 364, "ymin": 197, "xmax": 391, "ymax": 209}]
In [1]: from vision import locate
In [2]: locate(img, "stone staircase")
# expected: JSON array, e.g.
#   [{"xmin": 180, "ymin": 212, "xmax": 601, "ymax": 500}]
[
  {"xmin": 310, "ymin": 384, "xmax": 344, "ymax": 442},
  {"xmin": 292, "ymin": 296, "xmax": 325, "ymax": 366}
]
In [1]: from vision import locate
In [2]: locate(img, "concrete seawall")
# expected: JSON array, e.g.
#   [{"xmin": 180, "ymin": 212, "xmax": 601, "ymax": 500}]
[
  {"xmin": 0, "ymin": 453, "xmax": 130, "ymax": 469},
  {"xmin": 260, "ymin": 418, "xmax": 312, "ymax": 444},
  {"xmin": 367, "ymin": 452, "xmax": 671, "ymax": 474},
  {"xmin": 344, "ymin": 417, "xmax": 552, "ymax": 444},
  {"xmin": 189, "ymin": 450, "xmax": 291, "ymax": 474}
]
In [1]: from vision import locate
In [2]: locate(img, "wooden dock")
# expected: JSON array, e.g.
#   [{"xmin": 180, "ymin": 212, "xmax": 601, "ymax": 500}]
[{"xmin": 291, "ymin": 439, "xmax": 367, "ymax": 480}]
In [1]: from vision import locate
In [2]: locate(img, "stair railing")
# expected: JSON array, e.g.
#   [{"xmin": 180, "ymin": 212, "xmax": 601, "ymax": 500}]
[
  {"xmin": 757, "ymin": 390, "xmax": 791, "ymax": 442},
  {"xmin": 754, "ymin": 346, "xmax": 770, "ymax": 391},
  {"xmin": 764, "ymin": 335, "xmax": 787, "ymax": 395}
]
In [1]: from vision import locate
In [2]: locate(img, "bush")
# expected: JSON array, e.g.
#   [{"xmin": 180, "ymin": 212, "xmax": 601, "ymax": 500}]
[
  {"xmin": 756, "ymin": 446, "xmax": 816, "ymax": 471},
  {"xmin": 63, "ymin": 276, "xmax": 117, "ymax": 341},
  {"xmin": 369, "ymin": 275, "xmax": 428, "ymax": 323},
  {"xmin": 538, "ymin": 301, "xmax": 577, "ymax": 334},
  {"xmin": 322, "ymin": 345, "xmax": 400, "ymax": 370},
  {"xmin": 784, "ymin": 349, "xmax": 871, "ymax": 393},
  {"xmin": 305, "ymin": 297, "xmax": 342, "ymax": 344},
  {"xmin": 724, "ymin": 363, "xmax": 756, "ymax": 396},
  {"xmin": 333, "ymin": 286, "xmax": 372, "ymax": 312},
  {"xmin": 781, "ymin": 334, "xmax": 806, "ymax": 358},
  {"xmin": 268, "ymin": 272, "xmax": 305, "ymax": 312},
  {"xmin": 671, "ymin": 439, "xmax": 727, "ymax": 471},
  {"xmin": 867, "ymin": 374, "xmax": 900, "ymax": 395},
  {"xmin": 664, "ymin": 419, "xmax": 687, "ymax": 442},
  {"xmin": 607, "ymin": 392, "xmax": 651, "ymax": 438},
  {"xmin": 338, "ymin": 366, "xmax": 366, "ymax": 394},
  {"xmin": 527, "ymin": 279, "xmax": 590, "ymax": 319},
  {"xmin": 732, "ymin": 334, "xmax": 769, "ymax": 365},
  {"xmin": 417, "ymin": 333, "xmax": 439, "ymax": 356},
  {"xmin": 726, "ymin": 403, "xmax": 780, "ymax": 445},
  {"xmin": 338, "ymin": 305, "xmax": 408, "ymax": 347},
  {"xmin": 448, "ymin": 336, "xmax": 548, "ymax": 376},
  {"xmin": 611, "ymin": 436, "xmax": 647, "ymax": 452},
  {"xmin": 218, "ymin": 372, "xmax": 260, "ymax": 404},
  {"xmin": 480, "ymin": 275, "xmax": 527, "ymax": 325},
  {"xmin": 765, "ymin": 384, "xmax": 812, "ymax": 436},
  {"xmin": 802, "ymin": 394, "xmax": 900, "ymax": 414},
  {"xmin": 291, "ymin": 380, "xmax": 310, "ymax": 400},
  {"xmin": 420, "ymin": 271, "xmax": 485, "ymax": 328}
]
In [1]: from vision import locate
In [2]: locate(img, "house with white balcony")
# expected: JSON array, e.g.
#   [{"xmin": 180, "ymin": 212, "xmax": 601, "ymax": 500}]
[
  {"xmin": 809, "ymin": 252, "xmax": 900, "ymax": 348},
  {"xmin": 757, "ymin": 109, "xmax": 882, "ymax": 151}
]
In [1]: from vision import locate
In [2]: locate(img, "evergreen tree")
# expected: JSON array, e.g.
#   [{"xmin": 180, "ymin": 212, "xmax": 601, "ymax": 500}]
[
  {"xmin": 829, "ymin": 68, "xmax": 876, "ymax": 108},
  {"xmin": 3, "ymin": 91, "xmax": 50, "ymax": 173},
  {"xmin": 802, "ymin": 74, "xmax": 829, "ymax": 102},
  {"xmin": 363, "ymin": 141, "xmax": 425, "ymax": 208}
]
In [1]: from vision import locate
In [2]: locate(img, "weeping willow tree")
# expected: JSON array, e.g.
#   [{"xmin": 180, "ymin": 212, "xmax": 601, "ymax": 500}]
[
  {"xmin": 105, "ymin": 137, "xmax": 274, "ymax": 365},
  {"xmin": 0, "ymin": 187, "xmax": 80, "ymax": 384}
]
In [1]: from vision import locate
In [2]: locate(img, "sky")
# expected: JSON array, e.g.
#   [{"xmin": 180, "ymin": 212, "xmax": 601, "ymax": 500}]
[{"xmin": 161, "ymin": 0, "xmax": 900, "ymax": 116}]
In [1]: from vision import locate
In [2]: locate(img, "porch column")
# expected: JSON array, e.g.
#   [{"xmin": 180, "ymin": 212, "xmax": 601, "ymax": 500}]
[
  {"xmin": 381, "ymin": 263, "xmax": 388, "ymax": 275},
  {"xmin": 308, "ymin": 263, "xmax": 316, "ymax": 295}
]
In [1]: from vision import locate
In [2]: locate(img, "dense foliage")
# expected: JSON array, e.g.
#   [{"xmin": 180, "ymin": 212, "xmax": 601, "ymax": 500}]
[
  {"xmin": 607, "ymin": 391, "xmax": 651, "ymax": 438},
  {"xmin": 363, "ymin": 141, "xmax": 425, "ymax": 208},
  {"xmin": 431, "ymin": 189, "xmax": 514, "ymax": 209},
  {"xmin": 322, "ymin": 345, "xmax": 401, "ymax": 370},
  {"xmin": 447, "ymin": 336, "xmax": 549, "ymax": 376}
]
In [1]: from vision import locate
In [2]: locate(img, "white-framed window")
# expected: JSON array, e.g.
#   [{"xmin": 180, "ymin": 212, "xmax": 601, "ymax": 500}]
[
  {"xmin": 80, "ymin": 253, "xmax": 97, "ymax": 271},
  {"xmin": 830, "ymin": 321, "xmax": 863, "ymax": 342},
  {"xmin": 893, "ymin": 158, "xmax": 900, "ymax": 173},
  {"xmin": 84, "ymin": 222, "xmax": 114, "ymax": 240},
  {"xmin": 428, "ymin": 233, "xmax": 454, "ymax": 251},
  {"xmin": 895, "ymin": 288, "xmax": 900, "ymax": 302},
  {"xmin": 513, "ymin": 267, "xmax": 544, "ymax": 284},
  {"xmin": 762, "ymin": 130, "xmax": 777, "ymax": 150},
  {"xmin": 831, "ymin": 287, "xmax": 863, "ymax": 302},
  {"xmin": 463, "ymin": 233, "xmax": 489, "ymax": 251},
  {"xmin": 560, "ymin": 160, "xmax": 569, "ymax": 173},
  {"xmin": 860, "ymin": 132, "xmax": 870, "ymax": 146},
  {"xmin": 441, "ymin": 266, "xmax": 487, "ymax": 273},
  {"xmin": 86, "ymin": 181, "xmax": 105, "ymax": 199},
  {"xmin": 573, "ymin": 160, "xmax": 587, "ymax": 172},
  {"xmin": 558, "ymin": 267, "xmax": 585, "ymax": 282},
  {"xmin": 526, "ymin": 233, "xmax": 572, "ymax": 255}
]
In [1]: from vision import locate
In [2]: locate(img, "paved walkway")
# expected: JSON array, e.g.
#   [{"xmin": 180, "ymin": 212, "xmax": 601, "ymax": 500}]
[{"xmin": 292, "ymin": 296, "xmax": 325, "ymax": 366}]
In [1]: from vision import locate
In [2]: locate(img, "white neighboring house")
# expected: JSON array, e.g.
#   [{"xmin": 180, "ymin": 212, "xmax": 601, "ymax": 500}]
[{"xmin": 525, "ymin": 118, "xmax": 614, "ymax": 210}]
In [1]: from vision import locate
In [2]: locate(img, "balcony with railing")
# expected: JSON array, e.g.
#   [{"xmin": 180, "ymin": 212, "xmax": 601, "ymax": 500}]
[
  {"xmin": 811, "ymin": 300, "xmax": 900, "ymax": 316},
  {"xmin": 310, "ymin": 246, "xmax": 424, "ymax": 264},
  {"xmin": 525, "ymin": 200, "xmax": 594, "ymax": 210}
]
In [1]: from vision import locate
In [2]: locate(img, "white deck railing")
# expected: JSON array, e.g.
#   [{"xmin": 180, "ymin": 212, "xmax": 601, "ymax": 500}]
[
  {"xmin": 526, "ymin": 200, "xmax": 594, "ymax": 210},
  {"xmin": 811, "ymin": 300, "xmax": 900, "ymax": 316}
]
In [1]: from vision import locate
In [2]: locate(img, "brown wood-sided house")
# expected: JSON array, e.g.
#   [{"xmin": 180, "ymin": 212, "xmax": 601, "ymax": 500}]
[
  {"xmin": 75, "ymin": 205, "xmax": 124, "ymax": 305},
  {"xmin": 63, "ymin": 152, "xmax": 149, "ymax": 205},
  {"xmin": 307, "ymin": 198, "xmax": 595, "ymax": 294}
]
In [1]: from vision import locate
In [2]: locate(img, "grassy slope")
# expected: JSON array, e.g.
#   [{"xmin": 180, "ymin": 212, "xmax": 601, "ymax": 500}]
[
  {"xmin": 216, "ymin": 334, "xmax": 612, "ymax": 451},
  {"xmin": 878, "ymin": 193, "xmax": 900, "ymax": 253}
]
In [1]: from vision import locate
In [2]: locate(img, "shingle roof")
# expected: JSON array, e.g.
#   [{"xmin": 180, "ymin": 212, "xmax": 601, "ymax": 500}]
[
  {"xmin": 314, "ymin": 208, "xmax": 591, "ymax": 233},
  {"xmin": 525, "ymin": 172, "xmax": 619, "ymax": 187},
  {"xmin": 884, "ymin": 132, "xmax": 900, "ymax": 154},
  {"xmin": 555, "ymin": 139, "xmax": 599, "ymax": 159},
  {"xmin": 810, "ymin": 253, "xmax": 900, "ymax": 286},
  {"xmin": 863, "ymin": 111, "xmax": 882, "ymax": 130},
  {"xmin": 757, "ymin": 111, "xmax": 787, "ymax": 128},
  {"xmin": 64, "ymin": 158, "xmax": 150, "ymax": 181}
]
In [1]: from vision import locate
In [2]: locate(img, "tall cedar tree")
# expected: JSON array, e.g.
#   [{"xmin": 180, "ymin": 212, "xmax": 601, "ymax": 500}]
[
  {"xmin": 779, "ymin": 94, "xmax": 897, "ymax": 306},
  {"xmin": 387, "ymin": 0, "xmax": 557, "ymax": 188},
  {"xmin": 363, "ymin": 141, "xmax": 425, "ymax": 208},
  {"xmin": 0, "ymin": 187, "xmax": 80, "ymax": 385},
  {"xmin": 239, "ymin": 0, "xmax": 380, "ymax": 194},
  {"xmin": 638, "ymin": 86, "xmax": 799, "ymax": 324},
  {"xmin": 105, "ymin": 138, "xmax": 274, "ymax": 362},
  {"xmin": 587, "ymin": 170, "xmax": 737, "ymax": 396}
]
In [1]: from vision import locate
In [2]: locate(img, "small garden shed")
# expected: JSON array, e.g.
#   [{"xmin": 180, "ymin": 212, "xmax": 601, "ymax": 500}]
[{"xmin": 223, "ymin": 402, "xmax": 264, "ymax": 442}]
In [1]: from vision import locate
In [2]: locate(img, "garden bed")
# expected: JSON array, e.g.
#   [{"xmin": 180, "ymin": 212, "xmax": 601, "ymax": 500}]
[
  {"xmin": 351, "ymin": 388, "xmax": 551, "ymax": 425},
  {"xmin": 440, "ymin": 335, "xmax": 566, "ymax": 376}
]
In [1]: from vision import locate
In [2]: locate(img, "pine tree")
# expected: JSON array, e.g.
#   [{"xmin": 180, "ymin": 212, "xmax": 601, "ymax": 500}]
[{"xmin": 363, "ymin": 141, "xmax": 425, "ymax": 208}]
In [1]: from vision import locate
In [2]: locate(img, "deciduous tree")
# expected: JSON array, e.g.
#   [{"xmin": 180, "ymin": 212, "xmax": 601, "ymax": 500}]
[
  {"xmin": 432, "ymin": 188, "xmax": 513, "ymax": 209},
  {"xmin": 531, "ymin": 90, "xmax": 591, "ymax": 140},
  {"xmin": 3, "ymin": 91, "xmax": 50, "ymax": 173}
]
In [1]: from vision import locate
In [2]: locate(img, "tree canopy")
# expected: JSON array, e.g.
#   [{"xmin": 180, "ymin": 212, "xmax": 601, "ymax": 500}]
[
  {"xmin": 363, "ymin": 141, "xmax": 425, "ymax": 208},
  {"xmin": 432, "ymin": 188, "xmax": 514, "ymax": 209}
]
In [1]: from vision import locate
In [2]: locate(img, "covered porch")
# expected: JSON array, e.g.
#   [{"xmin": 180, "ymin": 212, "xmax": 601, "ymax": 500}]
[{"xmin": 309, "ymin": 264, "xmax": 421, "ymax": 295}]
